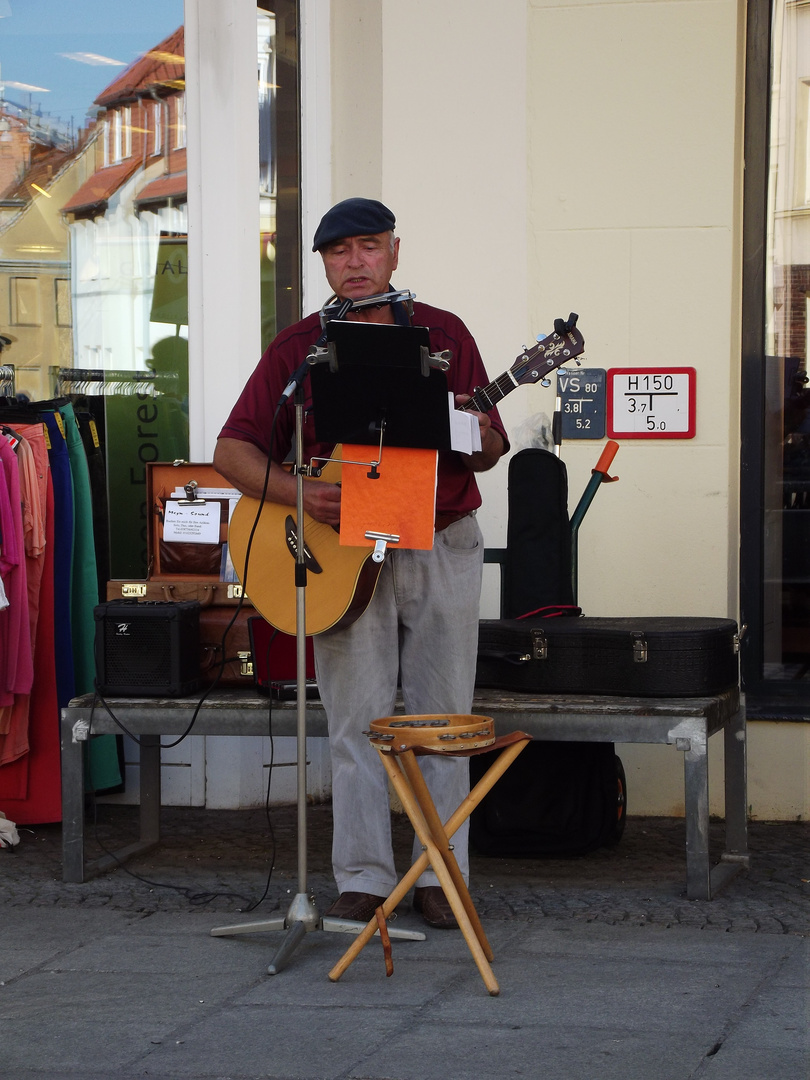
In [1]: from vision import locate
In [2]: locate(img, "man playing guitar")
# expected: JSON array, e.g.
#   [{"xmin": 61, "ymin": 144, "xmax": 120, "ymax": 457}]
[{"xmin": 214, "ymin": 198, "xmax": 508, "ymax": 928}]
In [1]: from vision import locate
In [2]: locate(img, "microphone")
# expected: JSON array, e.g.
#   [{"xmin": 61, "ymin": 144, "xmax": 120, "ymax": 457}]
[{"xmin": 278, "ymin": 357, "xmax": 312, "ymax": 405}]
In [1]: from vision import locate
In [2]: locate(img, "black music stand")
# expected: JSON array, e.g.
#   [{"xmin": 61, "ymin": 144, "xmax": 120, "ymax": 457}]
[
  {"xmin": 312, "ymin": 321, "xmax": 451, "ymax": 451},
  {"xmin": 211, "ymin": 318, "xmax": 452, "ymax": 973}
]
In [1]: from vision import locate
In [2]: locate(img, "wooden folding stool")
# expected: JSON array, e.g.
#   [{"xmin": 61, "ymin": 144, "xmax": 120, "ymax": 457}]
[{"xmin": 327, "ymin": 714, "xmax": 532, "ymax": 996}]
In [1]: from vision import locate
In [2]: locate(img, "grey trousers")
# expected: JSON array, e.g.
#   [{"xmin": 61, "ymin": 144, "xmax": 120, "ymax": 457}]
[{"xmin": 313, "ymin": 513, "xmax": 484, "ymax": 897}]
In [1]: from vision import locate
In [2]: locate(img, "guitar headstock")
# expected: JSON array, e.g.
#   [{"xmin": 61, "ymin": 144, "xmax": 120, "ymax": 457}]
[{"xmin": 511, "ymin": 312, "xmax": 585, "ymax": 388}]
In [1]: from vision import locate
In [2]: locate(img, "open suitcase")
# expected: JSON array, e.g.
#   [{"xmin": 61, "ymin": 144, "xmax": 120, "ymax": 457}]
[{"xmin": 105, "ymin": 461, "xmax": 259, "ymax": 688}]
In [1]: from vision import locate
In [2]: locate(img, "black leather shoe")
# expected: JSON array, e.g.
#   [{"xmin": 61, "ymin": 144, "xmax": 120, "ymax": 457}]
[
  {"xmin": 413, "ymin": 886, "xmax": 459, "ymax": 929},
  {"xmin": 323, "ymin": 891, "xmax": 387, "ymax": 922}
]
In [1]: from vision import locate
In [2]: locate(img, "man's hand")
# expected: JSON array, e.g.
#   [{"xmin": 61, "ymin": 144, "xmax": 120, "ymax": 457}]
[
  {"xmin": 214, "ymin": 437, "xmax": 343, "ymax": 525},
  {"xmin": 454, "ymin": 394, "xmax": 506, "ymax": 472},
  {"xmin": 303, "ymin": 480, "xmax": 341, "ymax": 526}
]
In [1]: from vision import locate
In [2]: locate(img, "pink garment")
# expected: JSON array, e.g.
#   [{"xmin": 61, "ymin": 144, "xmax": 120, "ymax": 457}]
[
  {"xmin": 16, "ymin": 426, "xmax": 49, "ymax": 652},
  {"xmin": 0, "ymin": 438, "xmax": 33, "ymax": 704},
  {"xmin": 0, "ymin": 428, "xmax": 49, "ymax": 767}
]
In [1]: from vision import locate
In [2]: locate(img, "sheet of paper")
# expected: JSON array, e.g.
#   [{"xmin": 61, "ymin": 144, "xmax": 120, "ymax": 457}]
[
  {"xmin": 339, "ymin": 444, "xmax": 438, "ymax": 550},
  {"xmin": 449, "ymin": 393, "xmax": 482, "ymax": 454},
  {"xmin": 162, "ymin": 500, "xmax": 221, "ymax": 544}
]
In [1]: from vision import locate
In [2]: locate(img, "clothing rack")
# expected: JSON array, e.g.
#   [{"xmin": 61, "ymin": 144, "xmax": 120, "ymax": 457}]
[
  {"xmin": 0, "ymin": 365, "xmax": 15, "ymax": 397},
  {"xmin": 51, "ymin": 367, "xmax": 180, "ymax": 397}
]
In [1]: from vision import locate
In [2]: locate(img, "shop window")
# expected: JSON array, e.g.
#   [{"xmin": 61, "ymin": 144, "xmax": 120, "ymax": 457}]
[
  {"xmin": 174, "ymin": 93, "xmax": 186, "ymax": 150},
  {"xmin": 55, "ymin": 278, "xmax": 71, "ymax": 327},
  {"xmin": 10, "ymin": 277, "xmax": 40, "ymax": 325},
  {"xmin": 152, "ymin": 100, "xmax": 163, "ymax": 156},
  {"xmin": 123, "ymin": 105, "xmax": 132, "ymax": 159}
]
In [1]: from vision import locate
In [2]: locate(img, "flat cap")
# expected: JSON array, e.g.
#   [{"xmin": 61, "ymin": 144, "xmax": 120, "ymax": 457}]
[{"xmin": 312, "ymin": 197, "xmax": 396, "ymax": 252}]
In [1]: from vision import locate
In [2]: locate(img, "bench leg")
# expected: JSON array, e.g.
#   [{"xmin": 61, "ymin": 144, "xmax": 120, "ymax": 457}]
[
  {"xmin": 80, "ymin": 733, "xmax": 164, "ymax": 880},
  {"xmin": 723, "ymin": 707, "xmax": 749, "ymax": 858},
  {"xmin": 683, "ymin": 713, "xmax": 749, "ymax": 902},
  {"xmin": 61, "ymin": 718, "xmax": 87, "ymax": 883},
  {"xmin": 683, "ymin": 732, "xmax": 711, "ymax": 901},
  {"xmin": 139, "ymin": 734, "xmax": 162, "ymax": 847}
]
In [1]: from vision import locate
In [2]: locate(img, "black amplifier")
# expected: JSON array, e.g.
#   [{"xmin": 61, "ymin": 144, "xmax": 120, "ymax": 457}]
[{"xmin": 94, "ymin": 600, "xmax": 201, "ymax": 697}]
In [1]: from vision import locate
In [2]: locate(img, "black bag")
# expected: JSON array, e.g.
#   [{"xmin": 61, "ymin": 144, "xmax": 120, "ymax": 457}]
[
  {"xmin": 477, "ymin": 615, "xmax": 739, "ymax": 697},
  {"xmin": 470, "ymin": 741, "xmax": 627, "ymax": 857}
]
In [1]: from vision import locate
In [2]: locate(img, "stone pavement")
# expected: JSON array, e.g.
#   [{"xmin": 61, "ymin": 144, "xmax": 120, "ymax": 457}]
[{"xmin": 1, "ymin": 805, "xmax": 808, "ymax": 1079}]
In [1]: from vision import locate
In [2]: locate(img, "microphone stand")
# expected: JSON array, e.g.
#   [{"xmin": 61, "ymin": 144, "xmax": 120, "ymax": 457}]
[{"xmin": 210, "ymin": 368, "xmax": 424, "ymax": 974}]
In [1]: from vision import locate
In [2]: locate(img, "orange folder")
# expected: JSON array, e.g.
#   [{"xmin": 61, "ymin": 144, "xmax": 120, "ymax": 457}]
[{"xmin": 339, "ymin": 444, "xmax": 438, "ymax": 550}]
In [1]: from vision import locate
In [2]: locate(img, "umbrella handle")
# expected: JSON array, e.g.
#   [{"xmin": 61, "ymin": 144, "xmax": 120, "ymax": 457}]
[
  {"xmin": 593, "ymin": 439, "xmax": 620, "ymax": 481},
  {"xmin": 570, "ymin": 441, "xmax": 621, "ymax": 604}
]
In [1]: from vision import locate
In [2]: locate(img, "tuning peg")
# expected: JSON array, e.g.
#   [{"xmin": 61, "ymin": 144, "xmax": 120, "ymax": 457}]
[
  {"xmin": 536, "ymin": 333, "xmax": 548, "ymax": 343},
  {"xmin": 540, "ymin": 377, "xmax": 551, "ymax": 388}
]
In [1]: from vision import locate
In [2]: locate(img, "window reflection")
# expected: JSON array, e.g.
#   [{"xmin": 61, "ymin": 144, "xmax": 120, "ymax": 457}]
[
  {"xmin": 764, "ymin": 0, "xmax": 810, "ymax": 682},
  {"xmin": 258, "ymin": 2, "xmax": 300, "ymax": 343},
  {"xmin": 0, "ymin": 8, "xmax": 186, "ymax": 576}
]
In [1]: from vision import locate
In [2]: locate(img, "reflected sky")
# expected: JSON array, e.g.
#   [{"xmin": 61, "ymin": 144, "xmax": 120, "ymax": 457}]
[{"xmin": 0, "ymin": 0, "xmax": 182, "ymax": 134}]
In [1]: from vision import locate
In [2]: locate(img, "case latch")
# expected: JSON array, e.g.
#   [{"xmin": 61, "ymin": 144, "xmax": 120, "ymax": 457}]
[
  {"xmin": 530, "ymin": 627, "xmax": 548, "ymax": 661},
  {"xmin": 120, "ymin": 583, "xmax": 147, "ymax": 598},
  {"xmin": 238, "ymin": 651, "xmax": 253, "ymax": 677},
  {"xmin": 632, "ymin": 632, "xmax": 648, "ymax": 663}
]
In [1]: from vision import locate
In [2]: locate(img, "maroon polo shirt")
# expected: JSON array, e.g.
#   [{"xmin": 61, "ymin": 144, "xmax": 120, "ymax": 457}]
[{"xmin": 219, "ymin": 300, "xmax": 509, "ymax": 517}]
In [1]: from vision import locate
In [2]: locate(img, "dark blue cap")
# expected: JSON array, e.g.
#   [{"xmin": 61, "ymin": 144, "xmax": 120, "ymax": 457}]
[{"xmin": 312, "ymin": 197, "xmax": 396, "ymax": 252}]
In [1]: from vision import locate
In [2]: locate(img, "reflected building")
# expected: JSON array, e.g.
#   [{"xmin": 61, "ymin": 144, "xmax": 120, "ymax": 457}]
[
  {"xmin": 61, "ymin": 26, "xmax": 188, "ymax": 385},
  {"xmin": 0, "ymin": 104, "xmax": 95, "ymax": 400}
]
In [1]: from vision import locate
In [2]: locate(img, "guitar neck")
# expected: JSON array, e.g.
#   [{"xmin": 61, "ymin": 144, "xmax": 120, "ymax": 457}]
[
  {"xmin": 457, "ymin": 318, "xmax": 584, "ymax": 415},
  {"xmin": 458, "ymin": 372, "xmax": 520, "ymax": 415}
]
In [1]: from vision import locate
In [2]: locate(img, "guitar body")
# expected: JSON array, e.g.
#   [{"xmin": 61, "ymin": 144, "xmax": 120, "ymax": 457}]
[{"xmin": 227, "ymin": 457, "xmax": 383, "ymax": 637}]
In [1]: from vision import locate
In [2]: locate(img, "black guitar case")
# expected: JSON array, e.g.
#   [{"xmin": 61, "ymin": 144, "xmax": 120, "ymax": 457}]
[
  {"xmin": 476, "ymin": 615, "xmax": 740, "ymax": 697},
  {"xmin": 502, "ymin": 448, "xmax": 575, "ymax": 616}
]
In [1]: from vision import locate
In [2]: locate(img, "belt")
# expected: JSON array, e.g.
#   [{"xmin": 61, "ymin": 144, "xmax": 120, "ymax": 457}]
[{"xmin": 434, "ymin": 510, "xmax": 471, "ymax": 532}]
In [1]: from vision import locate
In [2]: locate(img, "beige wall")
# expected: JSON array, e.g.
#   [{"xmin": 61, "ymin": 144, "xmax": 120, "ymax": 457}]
[
  {"xmin": 329, "ymin": 0, "xmax": 745, "ymax": 613},
  {"xmin": 326, "ymin": 0, "xmax": 810, "ymax": 820},
  {"xmin": 525, "ymin": 0, "xmax": 743, "ymax": 620}
]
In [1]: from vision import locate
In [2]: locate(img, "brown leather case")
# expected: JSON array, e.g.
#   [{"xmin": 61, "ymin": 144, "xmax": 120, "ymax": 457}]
[{"xmin": 198, "ymin": 605, "xmax": 255, "ymax": 687}]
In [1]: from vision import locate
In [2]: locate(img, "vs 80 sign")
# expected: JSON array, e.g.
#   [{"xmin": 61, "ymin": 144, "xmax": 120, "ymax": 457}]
[
  {"xmin": 556, "ymin": 368, "xmax": 606, "ymax": 439},
  {"xmin": 607, "ymin": 367, "xmax": 696, "ymax": 439}
]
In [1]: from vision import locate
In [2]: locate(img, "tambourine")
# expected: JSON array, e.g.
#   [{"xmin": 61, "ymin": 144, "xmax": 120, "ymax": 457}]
[{"xmin": 365, "ymin": 714, "xmax": 495, "ymax": 753}]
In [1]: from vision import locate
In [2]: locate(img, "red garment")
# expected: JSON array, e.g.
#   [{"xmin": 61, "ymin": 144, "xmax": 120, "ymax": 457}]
[
  {"xmin": 0, "ymin": 470, "xmax": 60, "ymax": 821},
  {"xmin": 219, "ymin": 302, "xmax": 509, "ymax": 516}
]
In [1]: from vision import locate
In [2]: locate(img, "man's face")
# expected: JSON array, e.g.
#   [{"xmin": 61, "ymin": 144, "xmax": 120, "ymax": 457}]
[{"xmin": 320, "ymin": 232, "xmax": 399, "ymax": 301}]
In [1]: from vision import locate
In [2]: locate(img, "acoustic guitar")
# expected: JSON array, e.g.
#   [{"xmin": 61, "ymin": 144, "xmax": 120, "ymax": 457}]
[{"xmin": 228, "ymin": 315, "xmax": 585, "ymax": 636}]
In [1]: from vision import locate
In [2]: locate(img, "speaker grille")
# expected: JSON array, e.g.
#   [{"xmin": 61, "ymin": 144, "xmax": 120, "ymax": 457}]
[
  {"xmin": 103, "ymin": 617, "xmax": 172, "ymax": 685},
  {"xmin": 95, "ymin": 601, "xmax": 201, "ymax": 697}
]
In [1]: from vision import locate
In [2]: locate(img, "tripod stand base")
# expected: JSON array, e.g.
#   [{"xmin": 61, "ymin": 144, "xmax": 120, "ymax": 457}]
[{"xmin": 210, "ymin": 892, "xmax": 426, "ymax": 975}]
